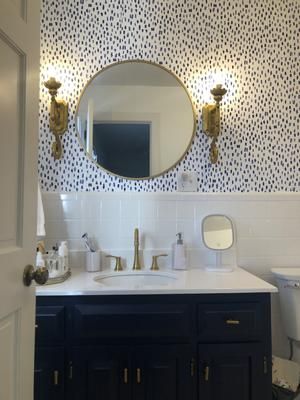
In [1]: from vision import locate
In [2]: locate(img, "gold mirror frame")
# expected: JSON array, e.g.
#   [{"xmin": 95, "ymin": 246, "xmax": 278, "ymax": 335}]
[{"xmin": 75, "ymin": 60, "xmax": 197, "ymax": 180}]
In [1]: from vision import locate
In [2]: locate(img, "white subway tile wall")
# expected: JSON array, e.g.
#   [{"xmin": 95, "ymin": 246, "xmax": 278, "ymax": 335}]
[
  {"xmin": 42, "ymin": 192, "xmax": 300, "ymax": 276},
  {"xmin": 42, "ymin": 192, "xmax": 300, "ymax": 358}
]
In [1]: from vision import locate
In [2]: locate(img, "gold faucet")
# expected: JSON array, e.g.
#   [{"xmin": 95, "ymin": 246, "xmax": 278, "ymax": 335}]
[
  {"xmin": 106, "ymin": 255, "xmax": 123, "ymax": 271},
  {"xmin": 132, "ymin": 228, "xmax": 142, "ymax": 270}
]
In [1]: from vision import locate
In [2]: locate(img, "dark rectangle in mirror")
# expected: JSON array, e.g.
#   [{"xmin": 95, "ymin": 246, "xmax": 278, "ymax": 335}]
[{"xmin": 93, "ymin": 122, "xmax": 150, "ymax": 178}]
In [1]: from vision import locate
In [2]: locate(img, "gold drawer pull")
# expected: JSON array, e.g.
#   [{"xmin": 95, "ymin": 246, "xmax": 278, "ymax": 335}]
[
  {"xmin": 226, "ymin": 319, "xmax": 240, "ymax": 325},
  {"xmin": 204, "ymin": 365, "xmax": 210, "ymax": 381},
  {"xmin": 190, "ymin": 358, "xmax": 195, "ymax": 377},
  {"xmin": 124, "ymin": 368, "xmax": 128, "ymax": 384},
  {"xmin": 54, "ymin": 370, "xmax": 59, "ymax": 386},
  {"xmin": 136, "ymin": 368, "xmax": 141, "ymax": 384}
]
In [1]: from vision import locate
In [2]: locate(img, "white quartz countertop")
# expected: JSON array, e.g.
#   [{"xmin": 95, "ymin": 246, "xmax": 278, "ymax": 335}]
[{"xmin": 35, "ymin": 266, "xmax": 277, "ymax": 296}]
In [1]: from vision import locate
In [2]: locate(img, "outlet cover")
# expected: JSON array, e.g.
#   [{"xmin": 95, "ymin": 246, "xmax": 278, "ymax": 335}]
[{"xmin": 177, "ymin": 171, "xmax": 198, "ymax": 192}]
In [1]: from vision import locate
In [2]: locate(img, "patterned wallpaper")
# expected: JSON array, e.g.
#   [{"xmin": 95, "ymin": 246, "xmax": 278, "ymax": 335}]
[{"xmin": 39, "ymin": 0, "xmax": 300, "ymax": 192}]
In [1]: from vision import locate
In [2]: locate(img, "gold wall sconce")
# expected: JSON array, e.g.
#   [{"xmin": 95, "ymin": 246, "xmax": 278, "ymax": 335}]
[
  {"xmin": 44, "ymin": 77, "xmax": 68, "ymax": 160},
  {"xmin": 202, "ymin": 84, "xmax": 227, "ymax": 164}
]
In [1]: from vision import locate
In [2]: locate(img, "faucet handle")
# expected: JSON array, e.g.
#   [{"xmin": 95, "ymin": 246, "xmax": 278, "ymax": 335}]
[
  {"xmin": 150, "ymin": 254, "xmax": 168, "ymax": 271},
  {"xmin": 106, "ymin": 255, "xmax": 123, "ymax": 271}
]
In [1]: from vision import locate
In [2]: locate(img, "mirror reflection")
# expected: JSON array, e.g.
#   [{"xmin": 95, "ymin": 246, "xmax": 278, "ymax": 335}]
[
  {"xmin": 76, "ymin": 61, "xmax": 195, "ymax": 179},
  {"xmin": 202, "ymin": 215, "xmax": 234, "ymax": 250}
]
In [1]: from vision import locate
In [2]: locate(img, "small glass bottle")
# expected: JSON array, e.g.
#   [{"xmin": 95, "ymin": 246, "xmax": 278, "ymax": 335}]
[
  {"xmin": 58, "ymin": 241, "xmax": 69, "ymax": 274},
  {"xmin": 36, "ymin": 249, "xmax": 45, "ymax": 269}
]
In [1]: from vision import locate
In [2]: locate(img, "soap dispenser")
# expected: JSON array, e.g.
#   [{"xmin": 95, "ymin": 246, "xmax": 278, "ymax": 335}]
[{"xmin": 172, "ymin": 232, "xmax": 187, "ymax": 270}]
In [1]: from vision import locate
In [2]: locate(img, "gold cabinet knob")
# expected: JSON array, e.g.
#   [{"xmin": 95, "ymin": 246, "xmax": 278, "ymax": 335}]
[
  {"xmin": 106, "ymin": 255, "xmax": 123, "ymax": 271},
  {"xmin": 23, "ymin": 265, "xmax": 49, "ymax": 286},
  {"xmin": 150, "ymin": 254, "xmax": 168, "ymax": 271},
  {"xmin": 123, "ymin": 368, "xmax": 128, "ymax": 384},
  {"xmin": 204, "ymin": 365, "xmax": 210, "ymax": 381}
]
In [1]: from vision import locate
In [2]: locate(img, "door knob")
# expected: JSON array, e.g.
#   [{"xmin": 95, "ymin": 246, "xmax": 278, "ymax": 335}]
[{"xmin": 23, "ymin": 264, "xmax": 49, "ymax": 286}]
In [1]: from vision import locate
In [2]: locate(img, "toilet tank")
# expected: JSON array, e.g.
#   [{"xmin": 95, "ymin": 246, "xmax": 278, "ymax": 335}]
[{"xmin": 272, "ymin": 268, "xmax": 300, "ymax": 341}]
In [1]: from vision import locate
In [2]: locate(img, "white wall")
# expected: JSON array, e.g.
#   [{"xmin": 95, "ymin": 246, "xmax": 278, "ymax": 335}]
[{"xmin": 42, "ymin": 191, "xmax": 300, "ymax": 361}]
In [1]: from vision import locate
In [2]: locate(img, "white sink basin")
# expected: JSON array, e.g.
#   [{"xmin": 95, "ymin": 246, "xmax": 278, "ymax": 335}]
[{"xmin": 94, "ymin": 271, "xmax": 177, "ymax": 288}]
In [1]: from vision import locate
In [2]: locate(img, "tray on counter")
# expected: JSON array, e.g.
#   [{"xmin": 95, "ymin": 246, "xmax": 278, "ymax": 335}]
[{"xmin": 45, "ymin": 268, "xmax": 71, "ymax": 285}]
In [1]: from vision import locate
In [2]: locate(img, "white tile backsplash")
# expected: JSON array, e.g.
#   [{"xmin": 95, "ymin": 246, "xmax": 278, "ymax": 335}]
[
  {"xmin": 101, "ymin": 198, "xmax": 121, "ymax": 220},
  {"xmin": 120, "ymin": 198, "xmax": 140, "ymax": 220},
  {"xmin": 43, "ymin": 192, "xmax": 300, "ymax": 274},
  {"xmin": 176, "ymin": 201, "xmax": 195, "ymax": 220},
  {"xmin": 81, "ymin": 196, "xmax": 101, "ymax": 220},
  {"xmin": 157, "ymin": 200, "xmax": 177, "ymax": 221},
  {"xmin": 140, "ymin": 200, "xmax": 158, "ymax": 220}
]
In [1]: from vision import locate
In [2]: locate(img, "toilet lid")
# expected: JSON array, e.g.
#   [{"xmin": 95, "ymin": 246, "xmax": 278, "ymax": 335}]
[{"xmin": 271, "ymin": 268, "xmax": 300, "ymax": 281}]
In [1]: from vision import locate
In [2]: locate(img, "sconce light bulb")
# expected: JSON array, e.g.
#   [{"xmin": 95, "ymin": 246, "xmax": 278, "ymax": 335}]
[
  {"xmin": 210, "ymin": 84, "xmax": 227, "ymax": 103},
  {"xmin": 44, "ymin": 77, "xmax": 62, "ymax": 93}
]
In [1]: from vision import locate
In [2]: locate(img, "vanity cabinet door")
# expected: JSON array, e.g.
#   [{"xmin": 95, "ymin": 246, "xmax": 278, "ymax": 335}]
[
  {"xmin": 71, "ymin": 346, "xmax": 131, "ymax": 400},
  {"xmin": 70, "ymin": 345, "xmax": 195, "ymax": 400},
  {"xmin": 34, "ymin": 347, "xmax": 65, "ymax": 400},
  {"xmin": 133, "ymin": 345, "xmax": 195, "ymax": 400},
  {"xmin": 198, "ymin": 343, "xmax": 269, "ymax": 400}
]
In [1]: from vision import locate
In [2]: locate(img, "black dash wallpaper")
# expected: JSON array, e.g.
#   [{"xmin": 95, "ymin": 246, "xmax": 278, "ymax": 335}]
[{"xmin": 39, "ymin": 0, "xmax": 300, "ymax": 192}]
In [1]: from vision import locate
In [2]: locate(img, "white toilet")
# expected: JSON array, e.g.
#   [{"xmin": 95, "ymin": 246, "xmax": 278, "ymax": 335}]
[{"xmin": 272, "ymin": 268, "xmax": 300, "ymax": 343}]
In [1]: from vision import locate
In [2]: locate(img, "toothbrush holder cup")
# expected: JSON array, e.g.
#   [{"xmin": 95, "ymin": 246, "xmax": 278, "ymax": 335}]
[{"xmin": 86, "ymin": 251, "xmax": 102, "ymax": 272}]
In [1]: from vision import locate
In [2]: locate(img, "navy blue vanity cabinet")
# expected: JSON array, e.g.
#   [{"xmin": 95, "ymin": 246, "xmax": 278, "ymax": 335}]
[
  {"xmin": 35, "ymin": 293, "xmax": 272, "ymax": 400},
  {"xmin": 34, "ymin": 305, "xmax": 66, "ymax": 400}
]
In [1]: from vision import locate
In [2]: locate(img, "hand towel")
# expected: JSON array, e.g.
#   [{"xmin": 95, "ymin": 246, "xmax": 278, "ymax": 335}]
[{"xmin": 37, "ymin": 183, "xmax": 46, "ymax": 237}]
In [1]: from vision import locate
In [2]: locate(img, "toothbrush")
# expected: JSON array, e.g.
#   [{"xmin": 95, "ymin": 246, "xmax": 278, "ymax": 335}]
[{"xmin": 81, "ymin": 233, "xmax": 96, "ymax": 252}]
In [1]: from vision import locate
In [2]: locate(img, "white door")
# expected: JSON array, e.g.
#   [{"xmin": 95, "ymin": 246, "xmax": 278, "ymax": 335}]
[{"xmin": 0, "ymin": 0, "xmax": 40, "ymax": 399}]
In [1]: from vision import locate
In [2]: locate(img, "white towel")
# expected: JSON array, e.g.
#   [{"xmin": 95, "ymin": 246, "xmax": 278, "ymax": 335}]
[
  {"xmin": 37, "ymin": 184, "xmax": 46, "ymax": 237},
  {"xmin": 272, "ymin": 355, "xmax": 300, "ymax": 392}
]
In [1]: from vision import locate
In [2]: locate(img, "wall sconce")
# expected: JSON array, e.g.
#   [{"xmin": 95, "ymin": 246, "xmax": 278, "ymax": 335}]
[
  {"xmin": 202, "ymin": 84, "xmax": 227, "ymax": 164},
  {"xmin": 44, "ymin": 77, "xmax": 68, "ymax": 160}
]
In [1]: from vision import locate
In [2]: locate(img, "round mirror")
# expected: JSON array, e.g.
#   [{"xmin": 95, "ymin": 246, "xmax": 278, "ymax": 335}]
[
  {"xmin": 202, "ymin": 215, "xmax": 234, "ymax": 250},
  {"xmin": 76, "ymin": 60, "xmax": 196, "ymax": 179}
]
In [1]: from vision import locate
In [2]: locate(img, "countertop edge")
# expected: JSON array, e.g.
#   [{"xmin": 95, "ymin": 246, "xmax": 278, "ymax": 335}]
[{"xmin": 35, "ymin": 267, "xmax": 277, "ymax": 296}]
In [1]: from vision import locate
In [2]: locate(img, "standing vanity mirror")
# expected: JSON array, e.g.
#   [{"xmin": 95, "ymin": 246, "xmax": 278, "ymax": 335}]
[
  {"xmin": 76, "ymin": 60, "xmax": 196, "ymax": 179},
  {"xmin": 202, "ymin": 215, "xmax": 235, "ymax": 272}
]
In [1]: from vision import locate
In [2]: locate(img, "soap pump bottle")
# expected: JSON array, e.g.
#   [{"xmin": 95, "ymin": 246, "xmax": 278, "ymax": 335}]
[{"xmin": 172, "ymin": 232, "xmax": 187, "ymax": 270}]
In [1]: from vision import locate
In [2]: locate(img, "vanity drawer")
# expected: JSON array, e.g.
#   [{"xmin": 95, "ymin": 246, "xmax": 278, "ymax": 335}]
[
  {"xmin": 197, "ymin": 302, "xmax": 263, "ymax": 341},
  {"xmin": 72, "ymin": 303, "xmax": 192, "ymax": 342},
  {"xmin": 35, "ymin": 306, "xmax": 65, "ymax": 344}
]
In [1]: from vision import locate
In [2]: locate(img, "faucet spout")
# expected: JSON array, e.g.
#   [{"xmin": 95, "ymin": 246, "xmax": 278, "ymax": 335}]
[{"xmin": 132, "ymin": 228, "xmax": 141, "ymax": 270}]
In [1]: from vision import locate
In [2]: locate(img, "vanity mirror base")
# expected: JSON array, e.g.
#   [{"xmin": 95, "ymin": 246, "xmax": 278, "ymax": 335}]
[{"xmin": 34, "ymin": 293, "xmax": 272, "ymax": 400}]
